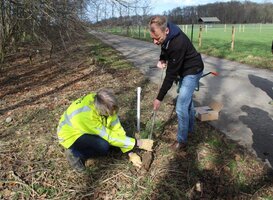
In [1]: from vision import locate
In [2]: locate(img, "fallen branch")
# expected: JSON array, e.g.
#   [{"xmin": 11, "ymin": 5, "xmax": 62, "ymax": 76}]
[
  {"xmin": 0, "ymin": 180, "xmax": 39, "ymax": 197},
  {"xmin": 252, "ymin": 184, "xmax": 268, "ymax": 198},
  {"xmin": 10, "ymin": 171, "xmax": 39, "ymax": 197},
  {"xmin": 99, "ymin": 172, "xmax": 123, "ymax": 185},
  {"xmin": 79, "ymin": 192, "xmax": 95, "ymax": 199}
]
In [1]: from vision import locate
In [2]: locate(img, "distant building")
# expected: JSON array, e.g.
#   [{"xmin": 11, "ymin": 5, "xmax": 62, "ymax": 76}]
[{"xmin": 198, "ymin": 17, "xmax": 220, "ymax": 24}]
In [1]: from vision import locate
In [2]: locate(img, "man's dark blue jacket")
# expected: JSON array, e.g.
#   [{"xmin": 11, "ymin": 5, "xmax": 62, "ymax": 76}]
[{"xmin": 157, "ymin": 22, "xmax": 204, "ymax": 101}]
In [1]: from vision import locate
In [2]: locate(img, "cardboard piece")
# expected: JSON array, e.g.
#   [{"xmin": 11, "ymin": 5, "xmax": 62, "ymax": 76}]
[{"xmin": 195, "ymin": 101, "xmax": 223, "ymax": 121}]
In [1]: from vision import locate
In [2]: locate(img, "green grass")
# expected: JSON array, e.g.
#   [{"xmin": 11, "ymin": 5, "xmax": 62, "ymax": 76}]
[
  {"xmin": 261, "ymin": 197, "xmax": 273, "ymax": 200},
  {"xmin": 141, "ymin": 119, "xmax": 165, "ymax": 139},
  {"xmin": 193, "ymin": 24, "xmax": 273, "ymax": 68},
  {"xmin": 103, "ymin": 24, "xmax": 273, "ymax": 69}
]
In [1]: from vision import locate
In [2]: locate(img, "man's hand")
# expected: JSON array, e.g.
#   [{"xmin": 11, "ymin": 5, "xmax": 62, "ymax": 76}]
[
  {"xmin": 137, "ymin": 139, "xmax": 154, "ymax": 151},
  {"xmin": 157, "ymin": 60, "xmax": 167, "ymax": 69},
  {"xmin": 128, "ymin": 152, "xmax": 142, "ymax": 168},
  {"xmin": 153, "ymin": 99, "xmax": 161, "ymax": 111}
]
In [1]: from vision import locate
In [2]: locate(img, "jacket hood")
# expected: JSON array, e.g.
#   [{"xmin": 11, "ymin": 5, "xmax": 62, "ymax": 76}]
[{"xmin": 162, "ymin": 22, "xmax": 181, "ymax": 47}]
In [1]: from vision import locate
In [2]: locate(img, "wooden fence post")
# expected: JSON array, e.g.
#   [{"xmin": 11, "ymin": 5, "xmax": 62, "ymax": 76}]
[
  {"xmin": 231, "ymin": 26, "xmax": 235, "ymax": 51},
  {"xmin": 185, "ymin": 25, "xmax": 188, "ymax": 34},
  {"xmin": 198, "ymin": 25, "xmax": 202, "ymax": 48},
  {"xmin": 224, "ymin": 24, "xmax": 226, "ymax": 32}
]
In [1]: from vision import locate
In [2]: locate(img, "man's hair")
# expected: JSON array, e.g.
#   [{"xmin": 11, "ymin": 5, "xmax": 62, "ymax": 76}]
[
  {"xmin": 94, "ymin": 88, "xmax": 118, "ymax": 116},
  {"xmin": 149, "ymin": 16, "xmax": 167, "ymax": 32}
]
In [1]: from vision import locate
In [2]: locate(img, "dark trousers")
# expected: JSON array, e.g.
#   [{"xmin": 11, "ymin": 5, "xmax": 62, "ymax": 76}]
[{"xmin": 69, "ymin": 134, "xmax": 110, "ymax": 159}]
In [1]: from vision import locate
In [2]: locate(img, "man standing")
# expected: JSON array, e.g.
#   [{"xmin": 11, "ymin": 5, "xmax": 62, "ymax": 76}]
[
  {"xmin": 149, "ymin": 16, "xmax": 204, "ymax": 150},
  {"xmin": 57, "ymin": 88, "xmax": 153, "ymax": 172}
]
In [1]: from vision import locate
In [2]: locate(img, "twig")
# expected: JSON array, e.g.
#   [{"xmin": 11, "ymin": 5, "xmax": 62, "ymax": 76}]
[
  {"xmin": 251, "ymin": 184, "xmax": 267, "ymax": 198},
  {"xmin": 0, "ymin": 150, "xmax": 16, "ymax": 153},
  {"xmin": 1, "ymin": 180, "xmax": 39, "ymax": 197},
  {"xmin": 9, "ymin": 171, "xmax": 39, "ymax": 197},
  {"xmin": 137, "ymin": 184, "xmax": 147, "ymax": 190},
  {"xmin": 167, "ymin": 169, "xmax": 186, "ymax": 175},
  {"xmin": 24, "ymin": 169, "xmax": 48, "ymax": 176},
  {"xmin": 187, "ymin": 162, "xmax": 191, "ymax": 190},
  {"xmin": 120, "ymin": 172, "xmax": 136, "ymax": 180},
  {"xmin": 99, "ymin": 172, "xmax": 122, "ymax": 185},
  {"xmin": 59, "ymin": 30, "xmax": 68, "ymax": 53},
  {"xmin": 120, "ymin": 172, "xmax": 147, "ymax": 190},
  {"xmin": 239, "ymin": 191, "xmax": 252, "ymax": 197},
  {"xmin": 80, "ymin": 192, "xmax": 95, "ymax": 199},
  {"xmin": 156, "ymin": 168, "xmax": 186, "ymax": 175}
]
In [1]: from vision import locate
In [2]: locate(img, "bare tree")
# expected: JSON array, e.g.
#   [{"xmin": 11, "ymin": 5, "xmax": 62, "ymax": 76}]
[
  {"xmin": 163, "ymin": 1, "xmax": 273, "ymax": 24},
  {"xmin": 0, "ymin": 0, "xmax": 153, "ymax": 64},
  {"xmin": 0, "ymin": 0, "xmax": 91, "ymax": 64},
  {"xmin": 89, "ymin": 0, "xmax": 151, "ymax": 25}
]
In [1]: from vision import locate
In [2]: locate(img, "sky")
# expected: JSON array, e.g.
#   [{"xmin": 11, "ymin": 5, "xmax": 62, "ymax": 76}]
[{"xmin": 151, "ymin": 0, "xmax": 273, "ymax": 14}]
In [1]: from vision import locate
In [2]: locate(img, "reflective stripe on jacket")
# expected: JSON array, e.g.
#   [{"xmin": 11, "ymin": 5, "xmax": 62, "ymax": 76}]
[{"xmin": 57, "ymin": 93, "xmax": 136, "ymax": 153}]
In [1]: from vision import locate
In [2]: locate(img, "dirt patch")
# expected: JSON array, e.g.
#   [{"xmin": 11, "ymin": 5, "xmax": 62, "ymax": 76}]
[{"xmin": 142, "ymin": 151, "xmax": 153, "ymax": 171}]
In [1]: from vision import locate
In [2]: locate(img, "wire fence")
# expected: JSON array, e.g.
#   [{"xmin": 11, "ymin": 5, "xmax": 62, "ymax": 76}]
[{"xmin": 101, "ymin": 23, "xmax": 273, "ymax": 69}]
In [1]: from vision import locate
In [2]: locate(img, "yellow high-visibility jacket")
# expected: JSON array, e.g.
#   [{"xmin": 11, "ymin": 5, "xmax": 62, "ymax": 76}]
[{"xmin": 57, "ymin": 93, "xmax": 136, "ymax": 153}]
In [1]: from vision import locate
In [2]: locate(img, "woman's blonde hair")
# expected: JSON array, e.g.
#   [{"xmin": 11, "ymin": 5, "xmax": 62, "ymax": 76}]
[
  {"xmin": 94, "ymin": 88, "xmax": 118, "ymax": 116},
  {"xmin": 149, "ymin": 16, "xmax": 168, "ymax": 32}
]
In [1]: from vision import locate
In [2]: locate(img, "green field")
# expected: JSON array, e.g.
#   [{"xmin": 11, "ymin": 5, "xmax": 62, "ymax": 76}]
[{"xmin": 104, "ymin": 23, "xmax": 273, "ymax": 69}]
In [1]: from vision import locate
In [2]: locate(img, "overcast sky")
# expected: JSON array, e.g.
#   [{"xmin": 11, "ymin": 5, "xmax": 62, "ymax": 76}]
[{"xmin": 151, "ymin": 0, "xmax": 273, "ymax": 14}]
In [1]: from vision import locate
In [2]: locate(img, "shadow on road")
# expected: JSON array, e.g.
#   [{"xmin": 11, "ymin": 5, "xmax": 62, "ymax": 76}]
[
  {"xmin": 239, "ymin": 105, "xmax": 273, "ymax": 168},
  {"xmin": 249, "ymin": 74, "xmax": 273, "ymax": 100}
]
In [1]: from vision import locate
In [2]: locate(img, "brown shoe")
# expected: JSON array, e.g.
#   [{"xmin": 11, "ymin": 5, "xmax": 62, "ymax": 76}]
[{"xmin": 171, "ymin": 141, "xmax": 187, "ymax": 151}]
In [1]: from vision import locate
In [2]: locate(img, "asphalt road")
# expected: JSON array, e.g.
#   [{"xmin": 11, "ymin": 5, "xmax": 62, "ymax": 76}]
[{"xmin": 90, "ymin": 31, "xmax": 273, "ymax": 168}]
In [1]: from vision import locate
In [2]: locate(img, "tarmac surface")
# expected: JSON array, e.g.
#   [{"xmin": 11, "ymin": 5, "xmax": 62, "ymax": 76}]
[{"xmin": 90, "ymin": 31, "xmax": 273, "ymax": 168}]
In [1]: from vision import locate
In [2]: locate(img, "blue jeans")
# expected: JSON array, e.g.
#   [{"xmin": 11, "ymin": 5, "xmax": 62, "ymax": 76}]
[
  {"xmin": 176, "ymin": 71, "xmax": 203, "ymax": 143},
  {"xmin": 70, "ymin": 134, "xmax": 110, "ymax": 159}
]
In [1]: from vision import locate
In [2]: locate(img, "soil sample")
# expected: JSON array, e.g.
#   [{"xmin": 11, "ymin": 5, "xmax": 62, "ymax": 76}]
[{"xmin": 142, "ymin": 151, "xmax": 153, "ymax": 171}]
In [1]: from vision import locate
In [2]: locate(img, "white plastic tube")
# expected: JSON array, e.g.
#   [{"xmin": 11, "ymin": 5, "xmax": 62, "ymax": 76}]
[{"xmin": 137, "ymin": 87, "xmax": 141, "ymax": 132}]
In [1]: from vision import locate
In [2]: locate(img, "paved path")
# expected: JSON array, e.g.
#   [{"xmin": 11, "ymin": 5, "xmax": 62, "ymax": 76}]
[{"xmin": 91, "ymin": 31, "xmax": 273, "ymax": 168}]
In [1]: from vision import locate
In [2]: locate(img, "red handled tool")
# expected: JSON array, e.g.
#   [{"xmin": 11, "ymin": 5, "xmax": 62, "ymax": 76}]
[{"xmin": 195, "ymin": 71, "xmax": 218, "ymax": 91}]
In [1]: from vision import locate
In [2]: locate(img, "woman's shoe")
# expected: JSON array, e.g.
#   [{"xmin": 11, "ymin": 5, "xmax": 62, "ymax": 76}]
[{"xmin": 65, "ymin": 149, "xmax": 86, "ymax": 172}]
